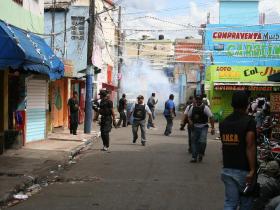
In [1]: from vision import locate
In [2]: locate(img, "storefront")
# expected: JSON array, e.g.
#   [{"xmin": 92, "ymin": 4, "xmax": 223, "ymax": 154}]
[
  {"xmin": 206, "ymin": 65, "xmax": 280, "ymax": 119},
  {"xmin": 0, "ymin": 20, "xmax": 64, "ymax": 150}
]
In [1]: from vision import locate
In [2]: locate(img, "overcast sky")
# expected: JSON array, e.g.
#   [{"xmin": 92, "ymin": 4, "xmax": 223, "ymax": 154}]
[{"xmin": 119, "ymin": 0, "xmax": 280, "ymax": 40}]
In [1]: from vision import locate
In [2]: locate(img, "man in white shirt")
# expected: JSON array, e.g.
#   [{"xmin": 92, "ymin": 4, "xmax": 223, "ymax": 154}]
[
  {"xmin": 128, "ymin": 95, "xmax": 153, "ymax": 146},
  {"xmin": 188, "ymin": 96, "xmax": 215, "ymax": 163}
]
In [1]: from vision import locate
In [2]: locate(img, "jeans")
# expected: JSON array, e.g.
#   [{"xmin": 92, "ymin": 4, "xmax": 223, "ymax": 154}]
[
  {"xmin": 221, "ymin": 168, "xmax": 253, "ymax": 210},
  {"xmin": 147, "ymin": 108, "xmax": 155, "ymax": 128},
  {"xmin": 117, "ymin": 110, "xmax": 127, "ymax": 127},
  {"xmin": 164, "ymin": 116, "xmax": 173, "ymax": 135},
  {"xmin": 191, "ymin": 126, "xmax": 208, "ymax": 159},
  {"xmin": 132, "ymin": 120, "xmax": 146, "ymax": 142}
]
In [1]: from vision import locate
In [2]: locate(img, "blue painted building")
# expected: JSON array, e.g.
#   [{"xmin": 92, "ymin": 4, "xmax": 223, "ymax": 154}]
[
  {"xmin": 44, "ymin": 5, "xmax": 89, "ymax": 75},
  {"xmin": 204, "ymin": 24, "xmax": 280, "ymax": 67},
  {"xmin": 203, "ymin": 0, "xmax": 280, "ymax": 119}
]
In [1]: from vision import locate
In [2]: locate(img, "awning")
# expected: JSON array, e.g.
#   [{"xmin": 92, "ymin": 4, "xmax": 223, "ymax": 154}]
[
  {"xmin": 0, "ymin": 20, "xmax": 64, "ymax": 80},
  {"xmin": 214, "ymin": 81, "xmax": 280, "ymax": 92},
  {"xmin": 102, "ymin": 83, "xmax": 117, "ymax": 91}
]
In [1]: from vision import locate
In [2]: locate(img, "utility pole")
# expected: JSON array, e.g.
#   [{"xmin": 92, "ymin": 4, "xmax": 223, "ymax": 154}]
[
  {"xmin": 117, "ymin": 6, "xmax": 122, "ymax": 102},
  {"xmin": 84, "ymin": 0, "xmax": 95, "ymax": 134},
  {"xmin": 51, "ymin": 0, "xmax": 56, "ymax": 50}
]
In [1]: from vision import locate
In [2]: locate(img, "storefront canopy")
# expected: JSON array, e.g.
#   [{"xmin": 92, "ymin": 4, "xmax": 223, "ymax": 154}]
[{"xmin": 0, "ymin": 20, "xmax": 64, "ymax": 80}]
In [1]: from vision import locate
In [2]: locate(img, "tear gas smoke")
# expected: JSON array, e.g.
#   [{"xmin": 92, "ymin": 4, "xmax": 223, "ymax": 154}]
[{"xmin": 120, "ymin": 59, "xmax": 178, "ymax": 110}]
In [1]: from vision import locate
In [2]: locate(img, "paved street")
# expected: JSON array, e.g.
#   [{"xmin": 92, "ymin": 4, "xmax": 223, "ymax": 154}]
[{"xmin": 9, "ymin": 116, "xmax": 224, "ymax": 210}]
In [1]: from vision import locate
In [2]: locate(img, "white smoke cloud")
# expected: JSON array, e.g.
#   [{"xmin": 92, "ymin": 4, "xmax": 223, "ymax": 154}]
[{"xmin": 121, "ymin": 59, "xmax": 178, "ymax": 110}]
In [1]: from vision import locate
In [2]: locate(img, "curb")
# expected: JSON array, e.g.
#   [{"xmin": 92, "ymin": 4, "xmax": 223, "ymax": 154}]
[{"xmin": 0, "ymin": 135, "xmax": 97, "ymax": 208}]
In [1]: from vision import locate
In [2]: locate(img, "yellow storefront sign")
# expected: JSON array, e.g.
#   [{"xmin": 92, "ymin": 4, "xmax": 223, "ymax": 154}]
[{"xmin": 206, "ymin": 65, "xmax": 280, "ymax": 82}]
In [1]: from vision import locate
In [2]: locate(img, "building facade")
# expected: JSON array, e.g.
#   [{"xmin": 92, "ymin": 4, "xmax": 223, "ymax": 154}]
[
  {"xmin": 204, "ymin": 1, "xmax": 280, "ymax": 119},
  {"xmin": 174, "ymin": 38, "xmax": 203, "ymax": 105},
  {"xmin": 125, "ymin": 36, "xmax": 174, "ymax": 71},
  {"xmin": 0, "ymin": 0, "xmax": 64, "ymax": 153}
]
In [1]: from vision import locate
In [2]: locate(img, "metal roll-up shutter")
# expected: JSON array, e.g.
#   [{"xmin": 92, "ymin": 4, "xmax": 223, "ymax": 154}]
[{"xmin": 26, "ymin": 79, "xmax": 47, "ymax": 142}]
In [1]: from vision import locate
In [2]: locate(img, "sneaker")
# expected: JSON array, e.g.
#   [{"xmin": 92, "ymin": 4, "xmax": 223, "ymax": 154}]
[
  {"xmin": 102, "ymin": 147, "xmax": 108, "ymax": 151},
  {"xmin": 133, "ymin": 139, "xmax": 137, "ymax": 143},
  {"xmin": 141, "ymin": 141, "xmax": 146, "ymax": 146},
  {"xmin": 190, "ymin": 158, "xmax": 197, "ymax": 163}
]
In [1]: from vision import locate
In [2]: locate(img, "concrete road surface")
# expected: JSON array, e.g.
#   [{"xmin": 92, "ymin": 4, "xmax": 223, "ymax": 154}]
[{"xmin": 9, "ymin": 115, "xmax": 224, "ymax": 210}]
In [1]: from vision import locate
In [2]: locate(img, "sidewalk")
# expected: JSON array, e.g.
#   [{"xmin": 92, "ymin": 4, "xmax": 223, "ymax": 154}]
[{"xmin": 0, "ymin": 127, "xmax": 99, "ymax": 207}]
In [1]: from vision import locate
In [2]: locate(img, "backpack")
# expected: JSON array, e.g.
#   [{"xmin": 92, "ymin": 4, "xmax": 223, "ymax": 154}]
[
  {"xmin": 133, "ymin": 104, "xmax": 146, "ymax": 120},
  {"xmin": 191, "ymin": 105, "xmax": 208, "ymax": 124}
]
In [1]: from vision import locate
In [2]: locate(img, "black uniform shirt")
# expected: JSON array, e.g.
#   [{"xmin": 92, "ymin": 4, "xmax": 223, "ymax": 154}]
[
  {"xmin": 219, "ymin": 111, "xmax": 256, "ymax": 171},
  {"xmin": 68, "ymin": 98, "xmax": 79, "ymax": 113}
]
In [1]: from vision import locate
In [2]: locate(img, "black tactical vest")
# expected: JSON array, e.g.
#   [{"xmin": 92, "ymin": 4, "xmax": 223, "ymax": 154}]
[
  {"xmin": 191, "ymin": 105, "xmax": 208, "ymax": 124},
  {"xmin": 133, "ymin": 104, "xmax": 146, "ymax": 120}
]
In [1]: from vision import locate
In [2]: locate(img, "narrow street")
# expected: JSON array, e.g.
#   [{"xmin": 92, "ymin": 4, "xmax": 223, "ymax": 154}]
[{"xmin": 9, "ymin": 116, "xmax": 224, "ymax": 210}]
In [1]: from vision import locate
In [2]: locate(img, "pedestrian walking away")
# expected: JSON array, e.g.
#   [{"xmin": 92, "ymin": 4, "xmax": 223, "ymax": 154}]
[
  {"xmin": 163, "ymin": 94, "xmax": 176, "ymax": 136},
  {"xmin": 188, "ymin": 95, "xmax": 215, "ymax": 162},
  {"xmin": 182, "ymin": 100, "xmax": 195, "ymax": 153},
  {"xmin": 68, "ymin": 91, "xmax": 79, "ymax": 135},
  {"xmin": 219, "ymin": 91, "xmax": 257, "ymax": 210},
  {"xmin": 128, "ymin": 95, "xmax": 153, "ymax": 146},
  {"xmin": 97, "ymin": 90, "xmax": 117, "ymax": 151},
  {"xmin": 147, "ymin": 92, "xmax": 158, "ymax": 129},
  {"xmin": 117, "ymin": 93, "xmax": 127, "ymax": 127},
  {"xmin": 180, "ymin": 96, "xmax": 194, "ymax": 131}
]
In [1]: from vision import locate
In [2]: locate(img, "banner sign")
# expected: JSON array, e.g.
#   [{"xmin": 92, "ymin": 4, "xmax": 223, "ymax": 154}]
[
  {"xmin": 207, "ymin": 65, "xmax": 280, "ymax": 82},
  {"xmin": 214, "ymin": 85, "xmax": 280, "ymax": 92},
  {"xmin": 205, "ymin": 24, "xmax": 280, "ymax": 66}
]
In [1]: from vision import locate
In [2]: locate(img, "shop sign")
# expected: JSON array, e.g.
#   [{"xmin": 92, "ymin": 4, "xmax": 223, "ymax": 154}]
[
  {"xmin": 212, "ymin": 31, "xmax": 280, "ymax": 42},
  {"xmin": 205, "ymin": 25, "xmax": 280, "ymax": 65},
  {"xmin": 226, "ymin": 43, "xmax": 280, "ymax": 58},
  {"xmin": 214, "ymin": 85, "xmax": 280, "ymax": 92},
  {"xmin": 209, "ymin": 66, "xmax": 280, "ymax": 82}
]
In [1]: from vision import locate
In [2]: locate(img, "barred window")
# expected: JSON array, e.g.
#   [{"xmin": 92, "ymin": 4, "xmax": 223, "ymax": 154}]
[
  {"xmin": 71, "ymin": 16, "xmax": 85, "ymax": 40},
  {"xmin": 13, "ymin": 0, "xmax": 23, "ymax": 5}
]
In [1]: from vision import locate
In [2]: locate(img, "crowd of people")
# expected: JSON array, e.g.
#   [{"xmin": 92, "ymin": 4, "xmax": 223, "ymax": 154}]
[{"xmin": 68, "ymin": 89, "xmax": 280, "ymax": 210}]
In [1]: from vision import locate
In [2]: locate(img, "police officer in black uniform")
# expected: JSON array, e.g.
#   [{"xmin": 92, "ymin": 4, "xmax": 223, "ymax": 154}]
[
  {"xmin": 68, "ymin": 91, "xmax": 79, "ymax": 135},
  {"xmin": 98, "ymin": 90, "xmax": 116, "ymax": 151},
  {"xmin": 219, "ymin": 91, "xmax": 257, "ymax": 209}
]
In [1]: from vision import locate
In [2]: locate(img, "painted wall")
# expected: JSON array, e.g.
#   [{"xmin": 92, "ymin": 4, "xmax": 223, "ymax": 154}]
[
  {"xmin": 45, "ymin": 6, "xmax": 89, "ymax": 75},
  {"xmin": 204, "ymin": 24, "xmax": 280, "ymax": 67},
  {"xmin": 0, "ymin": 0, "xmax": 44, "ymax": 33},
  {"xmin": 219, "ymin": 1, "xmax": 259, "ymax": 24}
]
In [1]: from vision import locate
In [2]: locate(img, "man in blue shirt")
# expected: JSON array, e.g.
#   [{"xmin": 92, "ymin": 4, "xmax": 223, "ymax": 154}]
[{"xmin": 164, "ymin": 94, "xmax": 176, "ymax": 136}]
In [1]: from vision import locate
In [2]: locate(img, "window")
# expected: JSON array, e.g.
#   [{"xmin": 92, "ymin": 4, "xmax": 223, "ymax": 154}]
[
  {"xmin": 71, "ymin": 16, "xmax": 85, "ymax": 40},
  {"xmin": 13, "ymin": 0, "xmax": 23, "ymax": 5}
]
